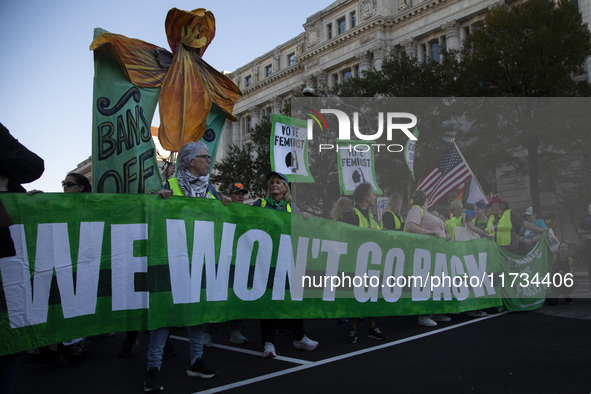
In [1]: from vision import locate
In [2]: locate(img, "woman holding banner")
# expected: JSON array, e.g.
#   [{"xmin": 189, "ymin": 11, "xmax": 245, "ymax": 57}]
[
  {"xmin": 253, "ymin": 171, "xmax": 317, "ymax": 358},
  {"xmin": 340, "ymin": 183, "xmax": 387, "ymax": 343},
  {"xmin": 147, "ymin": 141, "xmax": 220, "ymax": 392},
  {"xmin": 381, "ymin": 193, "xmax": 405, "ymax": 231},
  {"xmin": 405, "ymin": 190, "xmax": 452, "ymax": 327},
  {"xmin": 24, "ymin": 173, "xmax": 93, "ymax": 364}
]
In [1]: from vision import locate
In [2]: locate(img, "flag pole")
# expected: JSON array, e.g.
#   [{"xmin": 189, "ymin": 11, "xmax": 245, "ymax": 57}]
[{"xmin": 451, "ymin": 139, "xmax": 488, "ymax": 201}]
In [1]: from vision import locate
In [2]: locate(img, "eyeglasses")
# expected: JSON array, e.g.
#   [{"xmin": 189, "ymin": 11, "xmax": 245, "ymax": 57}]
[
  {"xmin": 195, "ymin": 155, "xmax": 212, "ymax": 162},
  {"xmin": 62, "ymin": 182, "xmax": 79, "ymax": 188}
]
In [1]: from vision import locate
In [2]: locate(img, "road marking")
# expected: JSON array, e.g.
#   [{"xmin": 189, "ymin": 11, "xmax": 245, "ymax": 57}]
[
  {"xmin": 191, "ymin": 311, "xmax": 511, "ymax": 394},
  {"xmin": 169, "ymin": 335, "xmax": 312, "ymax": 365}
]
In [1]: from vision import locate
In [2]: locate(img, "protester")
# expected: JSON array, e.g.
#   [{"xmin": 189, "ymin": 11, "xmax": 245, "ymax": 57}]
[
  {"xmin": 203, "ymin": 182, "xmax": 249, "ymax": 347},
  {"xmin": 253, "ymin": 171, "xmax": 317, "ymax": 358},
  {"xmin": 25, "ymin": 173, "xmax": 93, "ymax": 365},
  {"xmin": 446, "ymin": 200, "xmax": 491, "ymax": 240},
  {"xmin": 471, "ymin": 200, "xmax": 490, "ymax": 237},
  {"xmin": 546, "ymin": 242, "xmax": 575, "ymax": 305},
  {"xmin": 381, "ymin": 193, "xmax": 404, "ymax": 231},
  {"xmin": 485, "ymin": 198, "xmax": 546, "ymax": 254},
  {"xmin": 0, "ymin": 122, "xmax": 44, "ymax": 394},
  {"xmin": 577, "ymin": 202, "xmax": 591, "ymax": 286},
  {"xmin": 339, "ymin": 183, "xmax": 387, "ymax": 342},
  {"xmin": 405, "ymin": 190, "xmax": 452, "ymax": 327},
  {"xmin": 146, "ymin": 141, "xmax": 219, "ymax": 392},
  {"xmin": 519, "ymin": 207, "xmax": 547, "ymax": 254},
  {"xmin": 330, "ymin": 196, "xmax": 353, "ymax": 221}
]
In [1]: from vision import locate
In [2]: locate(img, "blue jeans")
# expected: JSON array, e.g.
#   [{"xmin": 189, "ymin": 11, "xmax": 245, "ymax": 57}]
[{"xmin": 147, "ymin": 325, "xmax": 204, "ymax": 370}]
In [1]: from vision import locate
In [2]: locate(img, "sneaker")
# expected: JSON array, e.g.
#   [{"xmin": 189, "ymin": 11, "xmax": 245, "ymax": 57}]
[
  {"xmin": 202, "ymin": 332, "xmax": 212, "ymax": 348},
  {"xmin": 418, "ymin": 315, "xmax": 437, "ymax": 327},
  {"xmin": 26, "ymin": 346, "xmax": 45, "ymax": 356},
  {"xmin": 262, "ymin": 342, "xmax": 276, "ymax": 358},
  {"xmin": 118, "ymin": 338, "xmax": 139, "ymax": 358},
  {"xmin": 344, "ymin": 329, "xmax": 358, "ymax": 344},
  {"xmin": 100, "ymin": 332, "xmax": 116, "ymax": 337},
  {"xmin": 430, "ymin": 314, "xmax": 451, "ymax": 322},
  {"xmin": 293, "ymin": 335, "xmax": 318, "ymax": 351},
  {"xmin": 163, "ymin": 341, "xmax": 177, "ymax": 357},
  {"xmin": 144, "ymin": 367, "xmax": 163, "ymax": 392},
  {"xmin": 186, "ymin": 357, "xmax": 217, "ymax": 378},
  {"xmin": 368, "ymin": 327, "xmax": 387, "ymax": 340},
  {"xmin": 24, "ymin": 349, "xmax": 60, "ymax": 365},
  {"xmin": 229, "ymin": 331, "xmax": 248, "ymax": 344},
  {"xmin": 65, "ymin": 338, "xmax": 90, "ymax": 358},
  {"xmin": 467, "ymin": 310, "xmax": 488, "ymax": 317}
]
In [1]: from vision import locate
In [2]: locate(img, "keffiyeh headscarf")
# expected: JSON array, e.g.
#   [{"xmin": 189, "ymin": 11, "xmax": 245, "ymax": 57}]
[
  {"xmin": 176, "ymin": 141, "xmax": 210, "ymax": 198},
  {"xmin": 177, "ymin": 169, "xmax": 209, "ymax": 198}
]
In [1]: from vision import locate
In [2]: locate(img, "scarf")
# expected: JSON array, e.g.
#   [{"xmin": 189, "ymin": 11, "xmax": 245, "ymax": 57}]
[{"xmin": 177, "ymin": 169, "xmax": 209, "ymax": 198}]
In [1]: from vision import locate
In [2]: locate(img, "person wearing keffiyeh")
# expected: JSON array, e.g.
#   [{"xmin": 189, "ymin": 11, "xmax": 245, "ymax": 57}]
[
  {"xmin": 158, "ymin": 140, "xmax": 220, "ymax": 200},
  {"xmin": 148, "ymin": 140, "xmax": 221, "ymax": 392}
]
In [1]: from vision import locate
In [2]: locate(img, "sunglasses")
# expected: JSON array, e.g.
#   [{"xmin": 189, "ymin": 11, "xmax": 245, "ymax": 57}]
[
  {"xmin": 62, "ymin": 181, "xmax": 79, "ymax": 188},
  {"xmin": 195, "ymin": 155, "xmax": 212, "ymax": 162}
]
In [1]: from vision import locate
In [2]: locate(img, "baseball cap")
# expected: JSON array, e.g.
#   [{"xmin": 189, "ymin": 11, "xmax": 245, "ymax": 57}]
[
  {"xmin": 229, "ymin": 182, "xmax": 248, "ymax": 194},
  {"xmin": 266, "ymin": 171, "xmax": 288, "ymax": 184},
  {"xmin": 474, "ymin": 200, "xmax": 487, "ymax": 209},
  {"xmin": 485, "ymin": 197, "xmax": 504, "ymax": 207},
  {"xmin": 523, "ymin": 207, "xmax": 534, "ymax": 216}
]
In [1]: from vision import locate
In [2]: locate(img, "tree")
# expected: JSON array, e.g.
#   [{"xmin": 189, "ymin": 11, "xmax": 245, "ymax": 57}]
[
  {"xmin": 211, "ymin": 144, "xmax": 257, "ymax": 196},
  {"xmin": 337, "ymin": 0, "xmax": 591, "ymax": 218}
]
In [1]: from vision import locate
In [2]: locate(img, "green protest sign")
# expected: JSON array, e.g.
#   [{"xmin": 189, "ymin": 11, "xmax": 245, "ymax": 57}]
[
  {"xmin": 270, "ymin": 114, "xmax": 314, "ymax": 183},
  {"xmin": 336, "ymin": 140, "xmax": 382, "ymax": 196},
  {"xmin": 1, "ymin": 194, "xmax": 552, "ymax": 356},
  {"xmin": 91, "ymin": 28, "xmax": 163, "ymax": 194}
]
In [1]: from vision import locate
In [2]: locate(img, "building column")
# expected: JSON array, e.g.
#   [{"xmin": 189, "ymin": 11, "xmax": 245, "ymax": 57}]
[
  {"xmin": 345, "ymin": 12, "xmax": 352, "ymax": 31},
  {"xmin": 272, "ymin": 96, "xmax": 282, "ymax": 114},
  {"xmin": 314, "ymin": 70, "xmax": 328, "ymax": 88},
  {"xmin": 250, "ymin": 106, "xmax": 260, "ymax": 128},
  {"xmin": 418, "ymin": 43, "xmax": 425, "ymax": 63},
  {"xmin": 442, "ymin": 20, "xmax": 460, "ymax": 54},
  {"xmin": 400, "ymin": 38, "xmax": 418, "ymax": 58},
  {"xmin": 233, "ymin": 118, "xmax": 241, "ymax": 147},
  {"xmin": 356, "ymin": 50, "xmax": 373, "ymax": 72},
  {"xmin": 373, "ymin": 43, "xmax": 385, "ymax": 71}
]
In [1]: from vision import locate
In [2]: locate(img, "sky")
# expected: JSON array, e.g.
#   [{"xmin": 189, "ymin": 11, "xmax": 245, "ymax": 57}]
[{"xmin": 0, "ymin": 0, "xmax": 334, "ymax": 192}]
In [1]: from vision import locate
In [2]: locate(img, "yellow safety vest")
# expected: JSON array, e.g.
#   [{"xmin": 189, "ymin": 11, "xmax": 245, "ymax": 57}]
[
  {"xmin": 404, "ymin": 205, "xmax": 424, "ymax": 232},
  {"xmin": 167, "ymin": 178, "xmax": 217, "ymax": 199},
  {"xmin": 380, "ymin": 210, "xmax": 402, "ymax": 231},
  {"xmin": 486, "ymin": 209, "xmax": 515, "ymax": 246},
  {"xmin": 445, "ymin": 214, "xmax": 465, "ymax": 241},
  {"xmin": 260, "ymin": 198, "xmax": 292, "ymax": 212},
  {"xmin": 352, "ymin": 207, "xmax": 379, "ymax": 229}
]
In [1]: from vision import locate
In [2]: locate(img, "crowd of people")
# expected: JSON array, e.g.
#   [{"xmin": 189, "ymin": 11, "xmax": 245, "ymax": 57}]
[{"xmin": 1, "ymin": 133, "xmax": 589, "ymax": 393}]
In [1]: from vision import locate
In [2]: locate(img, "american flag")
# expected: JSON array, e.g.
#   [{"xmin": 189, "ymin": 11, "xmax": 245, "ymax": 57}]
[{"xmin": 415, "ymin": 146, "xmax": 471, "ymax": 209}]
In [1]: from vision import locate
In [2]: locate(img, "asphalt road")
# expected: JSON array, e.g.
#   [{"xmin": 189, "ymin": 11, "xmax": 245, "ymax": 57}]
[{"xmin": 11, "ymin": 286, "xmax": 591, "ymax": 394}]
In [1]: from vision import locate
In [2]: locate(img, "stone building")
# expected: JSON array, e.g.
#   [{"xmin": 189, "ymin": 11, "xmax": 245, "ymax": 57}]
[{"xmin": 217, "ymin": 0, "xmax": 591, "ymax": 244}]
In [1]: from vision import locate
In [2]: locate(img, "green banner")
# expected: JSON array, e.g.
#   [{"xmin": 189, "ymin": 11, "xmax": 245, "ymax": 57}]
[
  {"xmin": 1, "ymin": 194, "xmax": 553, "ymax": 356},
  {"xmin": 202, "ymin": 103, "xmax": 228, "ymax": 174},
  {"xmin": 498, "ymin": 238, "xmax": 551, "ymax": 311},
  {"xmin": 91, "ymin": 28, "xmax": 163, "ymax": 194},
  {"xmin": 270, "ymin": 114, "xmax": 314, "ymax": 183},
  {"xmin": 405, "ymin": 126, "xmax": 419, "ymax": 181}
]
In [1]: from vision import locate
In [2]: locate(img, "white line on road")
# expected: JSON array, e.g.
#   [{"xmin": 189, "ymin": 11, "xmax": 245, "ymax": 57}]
[{"xmin": 191, "ymin": 311, "xmax": 511, "ymax": 394}]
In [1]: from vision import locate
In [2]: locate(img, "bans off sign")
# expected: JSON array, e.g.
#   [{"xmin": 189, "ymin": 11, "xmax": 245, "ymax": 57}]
[{"xmin": 0, "ymin": 194, "xmax": 550, "ymax": 356}]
